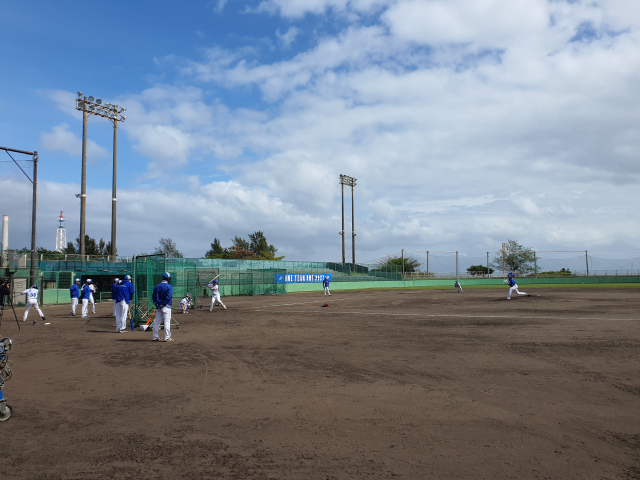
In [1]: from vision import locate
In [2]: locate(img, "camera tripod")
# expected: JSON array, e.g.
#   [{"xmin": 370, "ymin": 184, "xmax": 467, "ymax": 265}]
[{"xmin": 0, "ymin": 295, "xmax": 20, "ymax": 332}]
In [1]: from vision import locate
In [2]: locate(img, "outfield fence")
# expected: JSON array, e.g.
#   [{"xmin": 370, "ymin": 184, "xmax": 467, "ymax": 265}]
[{"xmin": 6, "ymin": 251, "xmax": 639, "ymax": 308}]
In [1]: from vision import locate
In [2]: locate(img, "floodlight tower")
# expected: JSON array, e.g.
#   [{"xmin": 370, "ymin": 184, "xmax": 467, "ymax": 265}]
[
  {"xmin": 339, "ymin": 174, "xmax": 357, "ymax": 265},
  {"xmin": 75, "ymin": 93, "xmax": 126, "ymax": 259},
  {"xmin": 55, "ymin": 211, "xmax": 66, "ymax": 252}
]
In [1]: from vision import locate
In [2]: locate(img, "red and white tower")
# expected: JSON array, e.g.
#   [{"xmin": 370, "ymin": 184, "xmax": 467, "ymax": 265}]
[{"xmin": 55, "ymin": 211, "xmax": 66, "ymax": 252}]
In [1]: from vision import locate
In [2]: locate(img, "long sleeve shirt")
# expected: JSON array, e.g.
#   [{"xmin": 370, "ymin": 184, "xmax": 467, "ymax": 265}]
[{"xmin": 152, "ymin": 281, "xmax": 173, "ymax": 308}]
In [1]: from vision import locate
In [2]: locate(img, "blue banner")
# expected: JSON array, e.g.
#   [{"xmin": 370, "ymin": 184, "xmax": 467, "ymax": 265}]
[{"xmin": 275, "ymin": 273, "xmax": 332, "ymax": 284}]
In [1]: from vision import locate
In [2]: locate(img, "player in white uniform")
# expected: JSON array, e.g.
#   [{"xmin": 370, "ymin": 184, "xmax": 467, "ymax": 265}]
[
  {"xmin": 206, "ymin": 280, "xmax": 226, "ymax": 310},
  {"xmin": 22, "ymin": 284, "xmax": 45, "ymax": 325},
  {"xmin": 180, "ymin": 293, "xmax": 193, "ymax": 314},
  {"xmin": 88, "ymin": 280, "xmax": 96, "ymax": 314},
  {"xmin": 454, "ymin": 280, "xmax": 463, "ymax": 293}
]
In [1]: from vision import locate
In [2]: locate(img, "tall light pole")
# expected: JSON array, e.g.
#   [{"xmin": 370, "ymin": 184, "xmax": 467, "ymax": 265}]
[
  {"xmin": 339, "ymin": 174, "xmax": 357, "ymax": 265},
  {"xmin": 75, "ymin": 93, "xmax": 126, "ymax": 259}
]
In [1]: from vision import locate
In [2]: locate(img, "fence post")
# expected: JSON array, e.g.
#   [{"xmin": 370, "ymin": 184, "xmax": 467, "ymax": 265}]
[
  {"xmin": 455, "ymin": 251, "xmax": 458, "ymax": 279},
  {"xmin": 401, "ymin": 249, "xmax": 404, "ymax": 279},
  {"xmin": 534, "ymin": 251, "xmax": 537, "ymax": 278}
]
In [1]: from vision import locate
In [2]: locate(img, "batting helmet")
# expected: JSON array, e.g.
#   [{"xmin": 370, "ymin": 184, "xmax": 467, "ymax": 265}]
[
  {"xmin": 213, "ymin": 280, "xmax": 219, "ymax": 285},
  {"xmin": 31, "ymin": 284, "xmax": 38, "ymax": 289}
]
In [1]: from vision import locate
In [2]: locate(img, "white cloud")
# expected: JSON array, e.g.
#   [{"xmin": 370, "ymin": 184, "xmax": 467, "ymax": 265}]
[
  {"xmin": 277, "ymin": 26, "xmax": 300, "ymax": 47},
  {"xmin": 26, "ymin": 1, "xmax": 640, "ymax": 262},
  {"xmin": 213, "ymin": 0, "xmax": 227, "ymax": 14},
  {"xmin": 383, "ymin": 0, "xmax": 550, "ymax": 47},
  {"xmin": 40, "ymin": 123, "xmax": 108, "ymax": 160}
]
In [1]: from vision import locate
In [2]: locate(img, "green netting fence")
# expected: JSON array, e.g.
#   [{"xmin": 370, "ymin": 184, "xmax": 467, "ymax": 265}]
[{"xmin": 131, "ymin": 254, "xmax": 197, "ymax": 325}]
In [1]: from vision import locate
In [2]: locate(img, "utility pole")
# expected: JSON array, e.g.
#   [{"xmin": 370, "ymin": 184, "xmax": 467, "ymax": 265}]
[
  {"xmin": 30, "ymin": 152, "xmax": 38, "ymax": 286},
  {"xmin": 351, "ymin": 181, "xmax": 356, "ymax": 265},
  {"xmin": 502, "ymin": 242, "xmax": 506, "ymax": 279}
]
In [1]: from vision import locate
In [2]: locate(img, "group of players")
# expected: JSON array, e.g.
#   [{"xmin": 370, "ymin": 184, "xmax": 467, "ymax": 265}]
[{"xmin": 12, "ymin": 271, "xmax": 529, "ymax": 333}]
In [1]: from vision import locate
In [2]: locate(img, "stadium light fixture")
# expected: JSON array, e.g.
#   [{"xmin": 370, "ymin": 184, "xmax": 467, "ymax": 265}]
[
  {"xmin": 339, "ymin": 174, "xmax": 357, "ymax": 266},
  {"xmin": 75, "ymin": 93, "xmax": 127, "ymax": 259}
]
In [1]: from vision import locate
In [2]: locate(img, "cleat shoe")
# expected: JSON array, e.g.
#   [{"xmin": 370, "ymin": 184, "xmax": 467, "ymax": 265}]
[
  {"xmin": 33, "ymin": 321, "xmax": 37, "ymax": 326},
  {"xmin": 164, "ymin": 338, "xmax": 174, "ymax": 342},
  {"xmin": 82, "ymin": 315, "xmax": 90, "ymax": 318},
  {"xmin": 223, "ymin": 305, "xmax": 227, "ymax": 310},
  {"xmin": 119, "ymin": 329, "xmax": 127, "ymax": 333}
]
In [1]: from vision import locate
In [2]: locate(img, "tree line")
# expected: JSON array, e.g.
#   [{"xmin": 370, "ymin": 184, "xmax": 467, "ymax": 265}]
[
  {"xmin": 376, "ymin": 240, "xmax": 539, "ymax": 275},
  {"xmin": 18, "ymin": 231, "xmax": 284, "ymax": 261}
]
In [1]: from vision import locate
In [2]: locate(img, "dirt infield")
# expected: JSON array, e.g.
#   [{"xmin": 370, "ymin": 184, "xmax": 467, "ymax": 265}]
[{"xmin": 1, "ymin": 287, "xmax": 639, "ymax": 479}]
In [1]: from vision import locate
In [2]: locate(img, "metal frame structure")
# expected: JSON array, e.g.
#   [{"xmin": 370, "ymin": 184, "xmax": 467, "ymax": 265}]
[
  {"xmin": 75, "ymin": 93, "xmax": 126, "ymax": 258},
  {"xmin": 0, "ymin": 147, "xmax": 38, "ymax": 286}
]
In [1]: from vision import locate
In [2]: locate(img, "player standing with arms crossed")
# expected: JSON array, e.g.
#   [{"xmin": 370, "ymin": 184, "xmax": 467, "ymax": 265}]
[
  {"xmin": 152, "ymin": 273, "xmax": 173, "ymax": 342},
  {"xmin": 206, "ymin": 279, "xmax": 226, "ymax": 310},
  {"xmin": 506, "ymin": 272, "xmax": 527, "ymax": 300},
  {"xmin": 70, "ymin": 278, "xmax": 80, "ymax": 316},
  {"xmin": 323, "ymin": 276, "xmax": 331, "ymax": 296},
  {"xmin": 21, "ymin": 284, "xmax": 44, "ymax": 325}
]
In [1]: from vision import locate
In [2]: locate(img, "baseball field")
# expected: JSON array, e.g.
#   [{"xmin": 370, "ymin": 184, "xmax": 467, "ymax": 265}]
[{"xmin": 2, "ymin": 286, "xmax": 639, "ymax": 479}]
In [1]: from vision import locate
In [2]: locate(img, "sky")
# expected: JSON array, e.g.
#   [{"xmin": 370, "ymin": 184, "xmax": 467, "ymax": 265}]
[{"xmin": 1, "ymin": 0, "xmax": 639, "ymax": 263}]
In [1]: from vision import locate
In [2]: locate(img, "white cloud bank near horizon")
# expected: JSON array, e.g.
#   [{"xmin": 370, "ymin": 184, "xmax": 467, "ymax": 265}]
[{"xmin": 21, "ymin": 0, "xmax": 640, "ymax": 261}]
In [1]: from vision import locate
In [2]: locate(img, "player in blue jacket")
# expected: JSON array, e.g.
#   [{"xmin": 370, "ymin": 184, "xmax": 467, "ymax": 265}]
[
  {"xmin": 111, "ymin": 278, "xmax": 119, "ymax": 317},
  {"xmin": 152, "ymin": 272, "xmax": 173, "ymax": 342},
  {"xmin": 323, "ymin": 276, "xmax": 331, "ymax": 296},
  {"xmin": 114, "ymin": 280, "xmax": 127, "ymax": 333},
  {"xmin": 81, "ymin": 280, "xmax": 92, "ymax": 318},
  {"xmin": 506, "ymin": 272, "xmax": 527, "ymax": 300},
  {"xmin": 123, "ymin": 275, "xmax": 135, "ymax": 303},
  {"xmin": 117, "ymin": 275, "xmax": 135, "ymax": 332},
  {"xmin": 70, "ymin": 278, "xmax": 80, "ymax": 316}
]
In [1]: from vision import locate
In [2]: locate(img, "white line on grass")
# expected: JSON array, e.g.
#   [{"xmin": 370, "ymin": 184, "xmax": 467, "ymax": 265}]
[{"xmin": 259, "ymin": 310, "xmax": 639, "ymax": 322}]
